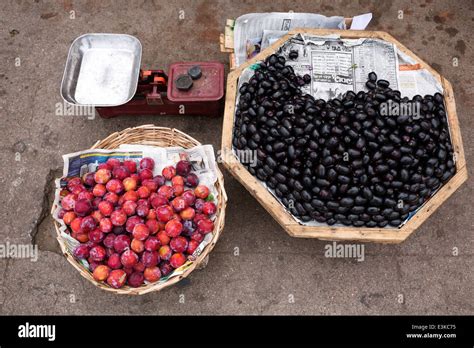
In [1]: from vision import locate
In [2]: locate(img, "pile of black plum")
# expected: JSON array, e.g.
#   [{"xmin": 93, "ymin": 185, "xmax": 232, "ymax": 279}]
[{"xmin": 233, "ymin": 53, "xmax": 456, "ymax": 228}]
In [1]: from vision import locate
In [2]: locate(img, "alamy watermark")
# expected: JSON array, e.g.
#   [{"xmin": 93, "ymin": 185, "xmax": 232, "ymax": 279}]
[
  {"xmin": 218, "ymin": 147, "xmax": 257, "ymax": 167},
  {"xmin": 18, "ymin": 322, "xmax": 55, "ymax": 341},
  {"xmin": 324, "ymin": 241, "xmax": 365, "ymax": 262},
  {"xmin": 0, "ymin": 241, "xmax": 38, "ymax": 262},
  {"xmin": 379, "ymin": 99, "xmax": 421, "ymax": 119},
  {"xmin": 55, "ymin": 101, "xmax": 95, "ymax": 120}
]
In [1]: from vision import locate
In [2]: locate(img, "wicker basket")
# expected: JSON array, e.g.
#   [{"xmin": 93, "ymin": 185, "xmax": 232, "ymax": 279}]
[{"xmin": 52, "ymin": 125, "xmax": 227, "ymax": 295}]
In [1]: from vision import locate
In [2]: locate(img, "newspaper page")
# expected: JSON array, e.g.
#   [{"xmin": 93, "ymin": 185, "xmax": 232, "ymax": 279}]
[
  {"xmin": 233, "ymin": 12, "xmax": 346, "ymax": 66},
  {"xmin": 396, "ymin": 49, "xmax": 443, "ymax": 98},
  {"xmin": 261, "ymin": 29, "xmax": 287, "ymax": 50},
  {"xmin": 53, "ymin": 144, "xmax": 219, "ymax": 282},
  {"xmin": 277, "ymin": 34, "xmax": 400, "ymax": 100}
]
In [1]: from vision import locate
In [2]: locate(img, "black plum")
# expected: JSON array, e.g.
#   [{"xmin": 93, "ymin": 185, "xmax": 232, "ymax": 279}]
[{"xmin": 233, "ymin": 53, "xmax": 455, "ymax": 228}]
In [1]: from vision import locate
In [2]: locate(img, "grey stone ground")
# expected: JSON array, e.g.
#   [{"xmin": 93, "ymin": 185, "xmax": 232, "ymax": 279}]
[{"xmin": 0, "ymin": 0, "xmax": 472, "ymax": 315}]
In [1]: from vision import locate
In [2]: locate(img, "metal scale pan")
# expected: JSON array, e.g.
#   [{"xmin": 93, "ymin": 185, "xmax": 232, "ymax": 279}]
[{"xmin": 61, "ymin": 33, "xmax": 142, "ymax": 106}]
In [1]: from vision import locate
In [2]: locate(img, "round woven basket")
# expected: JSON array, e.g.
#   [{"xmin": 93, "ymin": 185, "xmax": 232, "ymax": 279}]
[{"xmin": 52, "ymin": 125, "xmax": 227, "ymax": 295}]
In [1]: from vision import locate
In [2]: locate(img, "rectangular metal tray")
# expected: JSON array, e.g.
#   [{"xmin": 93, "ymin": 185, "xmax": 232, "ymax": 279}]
[{"xmin": 61, "ymin": 33, "xmax": 142, "ymax": 106}]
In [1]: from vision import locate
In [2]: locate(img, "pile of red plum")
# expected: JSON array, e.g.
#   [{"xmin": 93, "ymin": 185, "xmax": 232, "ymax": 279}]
[{"xmin": 57, "ymin": 157, "xmax": 216, "ymax": 289}]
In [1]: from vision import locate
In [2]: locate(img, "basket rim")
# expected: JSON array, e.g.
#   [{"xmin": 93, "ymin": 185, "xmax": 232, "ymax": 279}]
[{"xmin": 52, "ymin": 125, "xmax": 227, "ymax": 295}]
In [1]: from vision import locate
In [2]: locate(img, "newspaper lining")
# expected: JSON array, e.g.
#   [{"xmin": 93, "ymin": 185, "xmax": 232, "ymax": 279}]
[
  {"xmin": 277, "ymin": 34, "xmax": 400, "ymax": 100},
  {"xmin": 53, "ymin": 144, "xmax": 219, "ymax": 284}
]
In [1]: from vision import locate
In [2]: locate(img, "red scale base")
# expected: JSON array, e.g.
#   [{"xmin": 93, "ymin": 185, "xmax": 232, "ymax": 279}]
[{"xmin": 96, "ymin": 62, "xmax": 225, "ymax": 118}]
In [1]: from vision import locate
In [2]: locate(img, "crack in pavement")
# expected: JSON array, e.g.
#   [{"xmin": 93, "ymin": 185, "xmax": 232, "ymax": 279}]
[{"xmin": 30, "ymin": 168, "xmax": 62, "ymax": 254}]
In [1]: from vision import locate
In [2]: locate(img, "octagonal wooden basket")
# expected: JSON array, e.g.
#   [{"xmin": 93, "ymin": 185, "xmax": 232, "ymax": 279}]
[{"xmin": 221, "ymin": 29, "xmax": 467, "ymax": 243}]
